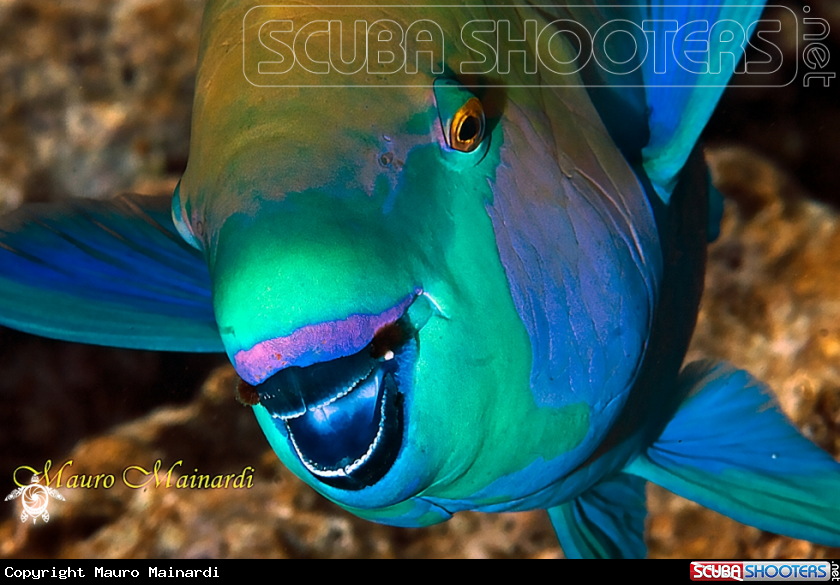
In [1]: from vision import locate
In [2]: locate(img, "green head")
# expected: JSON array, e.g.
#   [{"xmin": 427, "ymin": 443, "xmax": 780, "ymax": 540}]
[{"xmin": 172, "ymin": 2, "xmax": 660, "ymax": 524}]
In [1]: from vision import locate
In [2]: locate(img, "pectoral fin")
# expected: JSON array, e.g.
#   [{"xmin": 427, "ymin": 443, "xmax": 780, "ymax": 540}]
[
  {"xmin": 0, "ymin": 194, "xmax": 222, "ymax": 351},
  {"xmin": 626, "ymin": 360, "xmax": 840, "ymax": 547},
  {"xmin": 548, "ymin": 472, "xmax": 647, "ymax": 559}
]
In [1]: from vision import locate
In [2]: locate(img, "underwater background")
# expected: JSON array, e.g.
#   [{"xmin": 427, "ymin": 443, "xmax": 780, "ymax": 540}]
[{"xmin": 0, "ymin": 0, "xmax": 838, "ymax": 558}]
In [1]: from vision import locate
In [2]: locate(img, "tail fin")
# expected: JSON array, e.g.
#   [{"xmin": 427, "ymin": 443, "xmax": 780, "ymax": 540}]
[{"xmin": 626, "ymin": 361, "xmax": 840, "ymax": 547}]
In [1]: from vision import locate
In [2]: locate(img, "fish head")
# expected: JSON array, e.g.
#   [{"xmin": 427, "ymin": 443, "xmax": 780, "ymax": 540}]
[{"xmin": 173, "ymin": 5, "xmax": 661, "ymax": 525}]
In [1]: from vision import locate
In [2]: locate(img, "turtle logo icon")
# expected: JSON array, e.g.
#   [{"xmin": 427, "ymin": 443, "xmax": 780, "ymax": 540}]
[{"xmin": 5, "ymin": 474, "xmax": 65, "ymax": 523}]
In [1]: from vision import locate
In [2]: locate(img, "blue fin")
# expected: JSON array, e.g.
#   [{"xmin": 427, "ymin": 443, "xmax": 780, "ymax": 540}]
[
  {"xmin": 0, "ymin": 194, "xmax": 222, "ymax": 351},
  {"xmin": 626, "ymin": 361, "xmax": 840, "ymax": 547},
  {"xmin": 548, "ymin": 472, "xmax": 647, "ymax": 559},
  {"xmin": 640, "ymin": 3, "xmax": 767, "ymax": 202}
]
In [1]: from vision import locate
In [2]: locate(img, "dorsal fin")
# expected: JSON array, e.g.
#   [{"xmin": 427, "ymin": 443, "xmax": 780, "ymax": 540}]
[
  {"xmin": 639, "ymin": 3, "xmax": 768, "ymax": 202},
  {"xmin": 535, "ymin": 2, "xmax": 767, "ymax": 202}
]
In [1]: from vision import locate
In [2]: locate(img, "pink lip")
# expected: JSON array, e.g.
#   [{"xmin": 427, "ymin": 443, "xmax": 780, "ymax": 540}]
[{"xmin": 233, "ymin": 291, "xmax": 419, "ymax": 385}]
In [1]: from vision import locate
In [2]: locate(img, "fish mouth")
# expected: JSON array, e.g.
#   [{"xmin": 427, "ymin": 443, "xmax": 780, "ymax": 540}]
[{"xmin": 243, "ymin": 295, "xmax": 433, "ymax": 491}]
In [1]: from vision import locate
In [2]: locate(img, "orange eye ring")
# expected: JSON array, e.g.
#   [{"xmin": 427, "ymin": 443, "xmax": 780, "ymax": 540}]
[{"xmin": 449, "ymin": 97, "xmax": 485, "ymax": 153}]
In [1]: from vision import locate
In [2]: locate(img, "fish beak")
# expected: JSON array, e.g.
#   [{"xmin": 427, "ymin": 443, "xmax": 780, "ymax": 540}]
[{"xmin": 237, "ymin": 294, "xmax": 437, "ymax": 490}]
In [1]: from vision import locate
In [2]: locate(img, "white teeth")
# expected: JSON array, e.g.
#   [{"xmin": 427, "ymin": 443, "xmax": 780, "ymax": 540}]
[
  {"xmin": 287, "ymin": 370, "xmax": 389, "ymax": 479},
  {"xmin": 383, "ymin": 350, "xmax": 395, "ymax": 361},
  {"xmin": 308, "ymin": 363, "xmax": 376, "ymax": 411}
]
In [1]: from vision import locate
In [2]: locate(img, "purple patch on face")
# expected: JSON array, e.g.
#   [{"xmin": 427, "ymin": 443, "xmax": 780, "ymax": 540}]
[{"xmin": 233, "ymin": 292, "xmax": 418, "ymax": 385}]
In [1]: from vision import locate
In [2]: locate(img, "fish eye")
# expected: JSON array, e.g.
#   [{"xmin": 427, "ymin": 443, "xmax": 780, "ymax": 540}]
[
  {"xmin": 449, "ymin": 98, "xmax": 485, "ymax": 153},
  {"xmin": 433, "ymin": 78, "xmax": 489, "ymax": 160}
]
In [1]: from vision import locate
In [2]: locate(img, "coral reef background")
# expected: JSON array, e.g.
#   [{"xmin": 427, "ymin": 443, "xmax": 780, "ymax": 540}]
[{"xmin": 0, "ymin": 0, "xmax": 838, "ymax": 558}]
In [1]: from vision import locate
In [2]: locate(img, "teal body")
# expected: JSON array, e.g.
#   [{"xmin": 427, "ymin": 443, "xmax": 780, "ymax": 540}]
[{"xmin": 2, "ymin": 1, "xmax": 840, "ymax": 557}]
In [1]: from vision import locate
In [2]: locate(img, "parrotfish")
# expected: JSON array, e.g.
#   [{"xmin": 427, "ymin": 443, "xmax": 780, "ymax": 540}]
[{"xmin": 1, "ymin": 0, "xmax": 839, "ymax": 558}]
